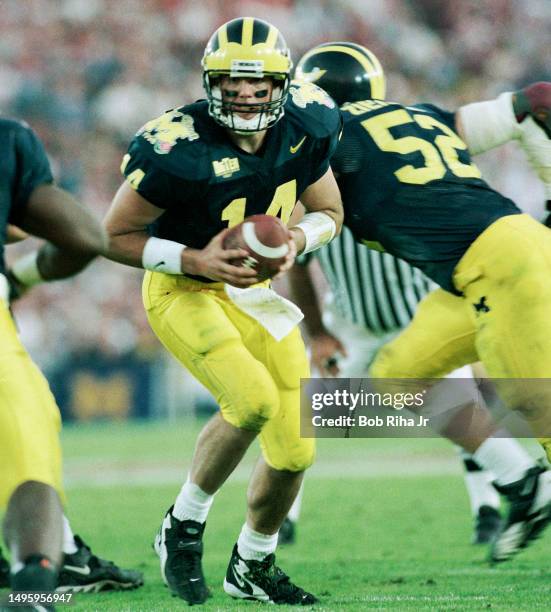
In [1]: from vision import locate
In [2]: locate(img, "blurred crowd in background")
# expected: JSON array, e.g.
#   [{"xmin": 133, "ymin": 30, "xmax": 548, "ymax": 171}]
[{"xmin": 1, "ymin": 0, "xmax": 549, "ymax": 417}]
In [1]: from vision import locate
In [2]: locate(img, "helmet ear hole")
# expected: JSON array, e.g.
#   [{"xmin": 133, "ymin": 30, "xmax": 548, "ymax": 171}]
[
  {"xmin": 295, "ymin": 42, "xmax": 386, "ymax": 106},
  {"xmin": 202, "ymin": 17, "xmax": 292, "ymax": 133}
]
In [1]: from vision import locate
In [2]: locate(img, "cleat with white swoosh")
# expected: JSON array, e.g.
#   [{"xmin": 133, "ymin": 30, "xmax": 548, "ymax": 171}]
[
  {"xmin": 224, "ymin": 543, "xmax": 318, "ymax": 605},
  {"xmin": 56, "ymin": 535, "xmax": 143, "ymax": 593}
]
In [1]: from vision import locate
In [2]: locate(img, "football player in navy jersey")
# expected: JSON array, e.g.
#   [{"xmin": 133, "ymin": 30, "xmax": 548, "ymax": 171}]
[
  {"xmin": 103, "ymin": 17, "xmax": 343, "ymax": 605},
  {"xmin": 0, "ymin": 117, "xmax": 106, "ymax": 604},
  {"xmin": 295, "ymin": 42, "xmax": 551, "ymax": 563}
]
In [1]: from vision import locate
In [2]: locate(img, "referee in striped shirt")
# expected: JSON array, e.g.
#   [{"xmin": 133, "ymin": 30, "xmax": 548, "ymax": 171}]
[{"xmin": 280, "ymin": 224, "xmax": 502, "ymax": 545}]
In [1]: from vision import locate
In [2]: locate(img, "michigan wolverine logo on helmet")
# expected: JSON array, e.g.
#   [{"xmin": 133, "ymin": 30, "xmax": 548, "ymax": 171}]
[{"xmin": 295, "ymin": 42, "xmax": 386, "ymax": 106}]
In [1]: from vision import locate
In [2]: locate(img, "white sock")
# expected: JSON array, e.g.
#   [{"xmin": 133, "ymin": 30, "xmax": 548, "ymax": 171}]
[
  {"xmin": 473, "ymin": 437, "xmax": 535, "ymax": 486},
  {"xmin": 287, "ymin": 483, "xmax": 304, "ymax": 523},
  {"xmin": 62, "ymin": 515, "xmax": 78, "ymax": 555},
  {"xmin": 172, "ymin": 478, "xmax": 214, "ymax": 523},
  {"xmin": 463, "ymin": 470, "xmax": 500, "ymax": 515},
  {"xmin": 237, "ymin": 523, "xmax": 278, "ymax": 561}
]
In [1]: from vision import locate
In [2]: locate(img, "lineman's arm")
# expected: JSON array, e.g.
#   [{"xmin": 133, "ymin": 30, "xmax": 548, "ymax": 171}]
[
  {"xmin": 289, "ymin": 167, "xmax": 343, "ymax": 255},
  {"xmin": 103, "ymin": 181, "xmax": 258, "ymax": 287},
  {"xmin": 9, "ymin": 184, "xmax": 106, "ymax": 295},
  {"xmin": 455, "ymin": 82, "xmax": 551, "ymax": 199},
  {"xmin": 455, "ymin": 82, "xmax": 551, "ymax": 149},
  {"xmin": 288, "ymin": 260, "xmax": 346, "ymax": 376}
]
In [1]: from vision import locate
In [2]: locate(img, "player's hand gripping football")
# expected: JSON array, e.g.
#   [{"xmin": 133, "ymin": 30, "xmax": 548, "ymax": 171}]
[
  {"xmin": 272, "ymin": 235, "xmax": 297, "ymax": 280},
  {"xmin": 183, "ymin": 228, "xmax": 260, "ymax": 288}
]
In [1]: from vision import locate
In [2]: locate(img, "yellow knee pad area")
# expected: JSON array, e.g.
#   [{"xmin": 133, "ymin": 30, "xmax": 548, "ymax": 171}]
[{"xmin": 261, "ymin": 437, "xmax": 316, "ymax": 473}]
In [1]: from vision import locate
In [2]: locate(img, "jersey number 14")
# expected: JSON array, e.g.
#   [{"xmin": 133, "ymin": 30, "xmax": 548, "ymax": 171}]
[{"xmin": 221, "ymin": 179, "xmax": 296, "ymax": 227}]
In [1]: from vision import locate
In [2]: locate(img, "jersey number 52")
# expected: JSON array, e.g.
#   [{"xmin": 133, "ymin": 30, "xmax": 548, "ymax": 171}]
[{"xmin": 361, "ymin": 109, "xmax": 481, "ymax": 185}]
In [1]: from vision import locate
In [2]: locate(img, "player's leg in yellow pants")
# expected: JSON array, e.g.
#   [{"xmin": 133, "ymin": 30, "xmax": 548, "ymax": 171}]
[
  {"xmin": 143, "ymin": 272, "xmax": 314, "ymax": 472},
  {"xmin": 454, "ymin": 214, "xmax": 551, "ymax": 455},
  {"xmin": 370, "ymin": 287, "xmax": 478, "ymax": 379},
  {"xmin": 371, "ymin": 214, "xmax": 551, "ymax": 458},
  {"xmin": 0, "ymin": 299, "xmax": 64, "ymax": 509}
]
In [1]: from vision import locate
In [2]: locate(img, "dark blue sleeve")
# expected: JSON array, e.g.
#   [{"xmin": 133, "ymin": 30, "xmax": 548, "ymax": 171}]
[
  {"xmin": 309, "ymin": 112, "xmax": 343, "ymax": 184},
  {"xmin": 10, "ymin": 124, "xmax": 54, "ymax": 221},
  {"xmin": 122, "ymin": 137, "xmax": 195, "ymax": 210},
  {"xmin": 411, "ymin": 103, "xmax": 457, "ymax": 131}
]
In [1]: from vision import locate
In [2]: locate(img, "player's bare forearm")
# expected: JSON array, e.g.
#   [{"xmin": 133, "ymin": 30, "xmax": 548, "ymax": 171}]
[
  {"xmin": 103, "ymin": 181, "xmax": 165, "ymax": 268},
  {"xmin": 18, "ymin": 184, "xmax": 106, "ymax": 257},
  {"xmin": 287, "ymin": 262, "xmax": 326, "ymax": 337},
  {"xmin": 298, "ymin": 168, "xmax": 343, "ymax": 232},
  {"xmin": 290, "ymin": 168, "xmax": 343, "ymax": 254},
  {"xmin": 34, "ymin": 244, "xmax": 97, "ymax": 281},
  {"xmin": 12, "ymin": 184, "xmax": 106, "ymax": 281},
  {"xmin": 103, "ymin": 230, "xmax": 152, "ymax": 269}
]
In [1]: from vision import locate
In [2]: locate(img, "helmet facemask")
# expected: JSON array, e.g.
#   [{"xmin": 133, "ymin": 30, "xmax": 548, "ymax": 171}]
[{"xmin": 204, "ymin": 71, "xmax": 290, "ymax": 134}]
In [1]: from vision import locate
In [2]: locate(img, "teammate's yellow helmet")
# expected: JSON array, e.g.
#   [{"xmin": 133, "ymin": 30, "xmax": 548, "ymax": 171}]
[
  {"xmin": 202, "ymin": 17, "xmax": 292, "ymax": 132},
  {"xmin": 295, "ymin": 42, "xmax": 386, "ymax": 106}
]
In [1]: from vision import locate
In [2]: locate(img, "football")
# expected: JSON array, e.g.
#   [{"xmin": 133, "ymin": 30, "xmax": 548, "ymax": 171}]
[{"xmin": 222, "ymin": 214, "xmax": 291, "ymax": 280}]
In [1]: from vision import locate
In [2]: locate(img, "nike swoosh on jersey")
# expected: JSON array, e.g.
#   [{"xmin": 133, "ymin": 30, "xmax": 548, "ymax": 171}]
[
  {"xmin": 63, "ymin": 564, "xmax": 92, "ymax": 575},
  {"xmin": 290, "ymin": 136, "xmax": 307, "ymax": 154}
]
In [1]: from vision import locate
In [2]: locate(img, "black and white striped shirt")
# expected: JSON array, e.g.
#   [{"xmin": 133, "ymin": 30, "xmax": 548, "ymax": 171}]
[{"xmin": 302, "ymin": 226, "xmax": 436, "ymax": 335}]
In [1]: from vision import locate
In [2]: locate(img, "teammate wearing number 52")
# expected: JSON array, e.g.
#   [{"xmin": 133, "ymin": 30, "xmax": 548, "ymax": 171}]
[
  {"xmin": 297, "ymin": 43, "xmax": 551, "ymax": 561},
  {"xmin": 103, "ymin": 17, "xmax": 342, "ymax": 606}
]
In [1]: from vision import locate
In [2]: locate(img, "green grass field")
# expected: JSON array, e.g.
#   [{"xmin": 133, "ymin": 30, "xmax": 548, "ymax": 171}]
[{"xmin": 9, "ymin": 421, "xmax": 551, "ymax": 610}]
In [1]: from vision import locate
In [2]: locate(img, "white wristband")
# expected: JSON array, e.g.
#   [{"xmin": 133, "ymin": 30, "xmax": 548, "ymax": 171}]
[
  {"xmin": 294, "ymin": 212, "xmax": 336, "ymax": 254},
  {"xmin": 11, "ymin": 251, "xmax": 43, "ymax": 288},
  {"xmin": 142, "ymin": 237, "xmax": 185, "ymax": 274},
  {"xmin": 459, "ymin": 92, "xmax": 522, "ymax": 155}
]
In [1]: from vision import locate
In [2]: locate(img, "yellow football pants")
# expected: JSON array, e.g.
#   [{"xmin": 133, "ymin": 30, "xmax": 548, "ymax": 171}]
[
  {"xmin": 0, "ymin": 298, "xmax": 63, "ymax": 509},
  {"xmin": 143, "ymin": 272, "xmax": 314, "ymax": 472},
  {"xmin": 371, "ymin": 214, "xmax": 551, "ymax": 447}
]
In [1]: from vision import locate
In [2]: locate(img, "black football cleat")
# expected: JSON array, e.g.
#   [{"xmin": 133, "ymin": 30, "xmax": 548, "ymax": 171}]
[
  {"xmin": 278, "ymin": 518, "xmax": 296, "ymax": 546},
  {"xmin": 490, "ymin": 466, "xmax": 551, "ymax": 562},
  {"xmin": 6, "ymin": 554, "xmax": 58, "ymax": 610},
  {"xmin": 57, "ymin": 535, "xmax": 143, "ymax": 593},
  {"xmin": 472, "ymin": 505, "xmax": 502, "ymax": 544},
  {"xmin": 224, "ymin": 544, "xmax": 317, "ymax": 605},
  {"xmin": 153, "ymin": 507, "xmax": 210, "ymax": 605},
  {"xmin": 0, "ymin": 548, "xmax": 9, "ymax": 588}
]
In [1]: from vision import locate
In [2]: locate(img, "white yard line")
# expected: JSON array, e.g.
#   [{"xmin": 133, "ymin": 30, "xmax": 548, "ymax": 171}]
[{"xmin": 63, "ymin": 455, "xmax": 461, "ymax": 488}]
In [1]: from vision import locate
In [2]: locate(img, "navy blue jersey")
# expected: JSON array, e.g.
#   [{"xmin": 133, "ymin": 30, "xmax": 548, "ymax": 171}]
[
  {"xmin": 122, "ymin": 82, "xmax": 342, "ymax": 275},
  {"xmin": 0, "ymin": 118, "xmax": 53, "ymax": 274},
  {"xmin": 332, "ymin": 100, "xmax": 521, "ymax": 292}
]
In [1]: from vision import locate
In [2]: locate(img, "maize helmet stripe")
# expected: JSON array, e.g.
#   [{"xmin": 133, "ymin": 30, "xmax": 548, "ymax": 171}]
[
  {"xmin": 242, "ymin": 17, "xmax": 254, "ymax": 47},
  {"xmin": 217, "ymin": 23, "xmax": 228, "ymax": 50},
  {"xmin": 300, "ymin": 43, "xmax": 385, "ymax": 99},
  {"xmin": 265, "ymin": 24, "xmax": 279, "ymax": 48}
]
